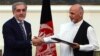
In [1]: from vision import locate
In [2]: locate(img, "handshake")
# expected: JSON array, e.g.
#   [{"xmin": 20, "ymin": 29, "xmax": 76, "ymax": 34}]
[
  {"xmin": 32, "ymin": 36, "xmax": 80, "ymax": 49},
  {"xmin": 32, "ymin": 36, "xmax": 44, "ymax": 46}
]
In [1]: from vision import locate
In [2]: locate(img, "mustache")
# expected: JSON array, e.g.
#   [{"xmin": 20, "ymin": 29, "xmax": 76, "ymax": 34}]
[{"xmin": 19, "ymin": 14, "xmax": 25, "ymax": 17}]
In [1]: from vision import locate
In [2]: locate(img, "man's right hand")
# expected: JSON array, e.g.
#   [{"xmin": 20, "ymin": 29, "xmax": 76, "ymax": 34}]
[{"xmin": 32, "ymin": 36, "xmax": 44, "ymax": 46}]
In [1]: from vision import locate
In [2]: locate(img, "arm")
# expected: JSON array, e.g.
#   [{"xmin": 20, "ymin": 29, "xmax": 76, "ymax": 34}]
[
  {"xmin": 32, "ymin": 35, "xmax": 59, "ymax": 46},
  {"xmin": 32, "ymin": 24, "xmax": 65, "ymax": 46},
  {"xmin": 79, "ymin": 26, "xmax": 99, "ymax": 51},
  {"xmin": 43, "ymin": 35, "xmax": 59, "ymax": 43}
]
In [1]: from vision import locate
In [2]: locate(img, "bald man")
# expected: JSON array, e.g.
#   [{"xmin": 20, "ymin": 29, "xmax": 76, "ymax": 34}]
[{"xmin": 32, "ymin": 4, "xmax": 99, "ymax": 56}]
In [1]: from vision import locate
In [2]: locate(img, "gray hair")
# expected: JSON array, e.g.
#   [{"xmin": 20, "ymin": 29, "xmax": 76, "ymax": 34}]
[
  {"xmin": 80, "ymin": 5, "xmax": 84, "ymax": 12},
  {"xmin": 12, "ymin": 2, "xmax": 27, "ymax": 11}
]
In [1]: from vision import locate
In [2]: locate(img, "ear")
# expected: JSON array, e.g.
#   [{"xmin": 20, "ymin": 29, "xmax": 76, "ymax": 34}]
[{"xmin": 79, "ymin": 12, "xmax": 83, "ymax": 17}]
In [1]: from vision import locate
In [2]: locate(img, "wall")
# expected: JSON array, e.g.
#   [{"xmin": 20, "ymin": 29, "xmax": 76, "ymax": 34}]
[{"xmin": 0, "ymin": 5, "xmax": 100, "ymax": 56}]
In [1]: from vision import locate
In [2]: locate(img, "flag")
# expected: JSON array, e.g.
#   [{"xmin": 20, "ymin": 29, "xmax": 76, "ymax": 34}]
[{"xmin": 35, "ymin": 0, "xmax": 57, "ymax": 56}]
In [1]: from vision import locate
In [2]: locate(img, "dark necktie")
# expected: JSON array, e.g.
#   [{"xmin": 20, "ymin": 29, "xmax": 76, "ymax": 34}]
[{"xmin": 19, "ymin": 22, "xmax": 27, "ymax": 40}]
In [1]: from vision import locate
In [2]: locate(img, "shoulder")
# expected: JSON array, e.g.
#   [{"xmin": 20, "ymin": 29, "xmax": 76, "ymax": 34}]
[
  {"xmin": 59, "ymin": 22, "xmax": 73, "ymax": 31},
  {"xmin": 24, "ymin": 21, "xmax": 31, "ymax": 25},
  {"xmin": 83, "ymin": 20, "xmax": 92, "ymax": 27},
  {"xmin": 87, "ymin": 26, "xmax": 94, "ymax": 32},
  {"xmin": 60, "ymin": 22, "xmax": 72, "ymax": 28},
  {"xmin": 24, "ymin": 21, "xmax": 31, "ymax": 27},
  {"xmin": 3, "ymin": 18, "xmax": 14, "ymax": 27}
]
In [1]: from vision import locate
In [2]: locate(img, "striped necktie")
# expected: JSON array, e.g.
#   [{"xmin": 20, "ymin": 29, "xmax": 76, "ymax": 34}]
[{"xmin": 19, "ymin": 22, "xmax": 27, "ymax": 40}]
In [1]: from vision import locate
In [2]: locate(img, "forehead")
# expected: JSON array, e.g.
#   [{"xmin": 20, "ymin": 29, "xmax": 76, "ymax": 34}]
[
  {"xmin": 15, "ymin": 5, "xmax": 26, "ymax": 9},
  {"xmin": 70, "ymin": 6, "xmax": 79, "ymax": 11}
]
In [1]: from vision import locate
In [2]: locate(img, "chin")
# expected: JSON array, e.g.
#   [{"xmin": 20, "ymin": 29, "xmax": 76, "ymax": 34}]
[
  {"xmin": 72, "ymin": 20, "xmax": 77, "ymax": 23},
  {"xmin": 20, "ymin": 17, "xmax": 25, "ymax": 20},
  {"xmin": 71, "ymin": 20, "xmax": 75, "ymax": 22}
]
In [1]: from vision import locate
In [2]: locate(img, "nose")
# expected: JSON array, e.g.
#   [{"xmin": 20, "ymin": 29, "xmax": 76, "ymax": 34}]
[{"xmin": 20, "ymin": 10, "xmax": 24, "ymax": 14}]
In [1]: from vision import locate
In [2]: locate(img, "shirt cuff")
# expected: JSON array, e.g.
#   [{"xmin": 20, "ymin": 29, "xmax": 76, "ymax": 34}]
[{"xmin": 43, "ymin": 37, "xmax": 51, "ymax": 43}]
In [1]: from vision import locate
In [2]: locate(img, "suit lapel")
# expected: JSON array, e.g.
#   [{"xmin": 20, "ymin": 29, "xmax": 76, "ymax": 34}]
[
  {"xmin": 24, "ymin": 22, "xmax": 28, "ymax": 37},
  {"xmin": 11, "ymin": 17, "xmax": 23, "ymax": 36}
]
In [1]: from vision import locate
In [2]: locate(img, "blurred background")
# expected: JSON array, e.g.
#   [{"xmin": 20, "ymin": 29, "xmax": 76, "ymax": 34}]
[
  {"xmin": 0, "ymin": 0, "xmax": 100, "ymax": 56},
  {"xmin": 0, "ymin": 0, "xmax": 100, "ymax": 5}
]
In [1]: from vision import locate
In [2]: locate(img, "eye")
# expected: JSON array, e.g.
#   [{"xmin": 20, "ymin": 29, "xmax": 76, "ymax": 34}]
[
  {"xmin": 22, "ymin": 9, "xmax": 26, "ymax": 12},
  {"xmin": 16, "ymin": 9, "xmax": 26, "ymax": 12},
  {"xmin": 70, "ymin": 12, "xmax": 74, "ymax": 15},
  {"xmin": 16, "ymin": 9, "xmax": 21, "ymax": 12}
]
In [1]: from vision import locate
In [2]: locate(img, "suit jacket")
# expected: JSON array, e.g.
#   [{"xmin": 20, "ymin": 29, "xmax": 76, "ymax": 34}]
[{"xmin": 2, "ymin": 17, "xmax": 32, "ymax": 56}]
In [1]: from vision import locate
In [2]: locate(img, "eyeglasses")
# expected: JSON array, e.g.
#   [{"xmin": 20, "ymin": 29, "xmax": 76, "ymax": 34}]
[{"xmin": 16, "ymin": 9, "xmax": 26, "ymax": 12}]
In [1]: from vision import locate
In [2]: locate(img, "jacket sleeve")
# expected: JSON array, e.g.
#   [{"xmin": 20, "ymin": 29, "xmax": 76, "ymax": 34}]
[{"xmin": 2, "ymin": 24, "xmax": 31, "ymax": 49}]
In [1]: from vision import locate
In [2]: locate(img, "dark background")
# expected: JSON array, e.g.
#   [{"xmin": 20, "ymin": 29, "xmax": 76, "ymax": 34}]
[{"xmin": 0, "ymin": 0, "xmax": 100, "ymax": 5}]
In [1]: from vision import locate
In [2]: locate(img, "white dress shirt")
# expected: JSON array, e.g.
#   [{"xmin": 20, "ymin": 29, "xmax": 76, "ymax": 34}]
[
  {"xmin": 16, "ymin": 19, "xmax": 27, "ymax": 37},
  {"xmin": 43, "ymin": 20, "xmax": 99, "ymax": 56}
]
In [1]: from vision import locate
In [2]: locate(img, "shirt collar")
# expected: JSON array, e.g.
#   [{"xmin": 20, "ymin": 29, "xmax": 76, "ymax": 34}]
[
  {"xmin": 17, "ymin": 20, "xmax": 24, "ymax": 24},
  {"xmin": 75, "ymin": 20, "xmax": 83, "ymax": 26},
  {"xmin": 15, "ymin": 17, "xmax": 24, "ymax": 24}
]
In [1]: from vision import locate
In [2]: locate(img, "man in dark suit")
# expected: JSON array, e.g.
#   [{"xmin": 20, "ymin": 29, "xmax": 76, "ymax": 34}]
[{"xmin": 2, "ymin": 2, "xmax": 32, "ymax": 56}]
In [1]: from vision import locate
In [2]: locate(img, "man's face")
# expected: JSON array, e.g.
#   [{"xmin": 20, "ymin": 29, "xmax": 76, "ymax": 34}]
[
  {"xmin": 69, "ymin": 6, "xmax": 82, "ymax": 23},
  {"xmin": 13, "ymin": 5, "xmax": 27, "ymax": 21}
]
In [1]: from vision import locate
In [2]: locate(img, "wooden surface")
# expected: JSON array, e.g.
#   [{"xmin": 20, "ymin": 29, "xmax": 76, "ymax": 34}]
[
  {"xmin": 94, "ymin": 51, "xmax": 100, "ymax": 56},
  {"xmin": 0, "ymin": 50, "xmax": 2, "ymax": 56}
]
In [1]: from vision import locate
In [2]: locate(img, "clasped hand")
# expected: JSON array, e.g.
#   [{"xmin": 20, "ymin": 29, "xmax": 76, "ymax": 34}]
[{"xmin": 32, "ymin": 36, "xmax": 44, "ymax": 46}]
